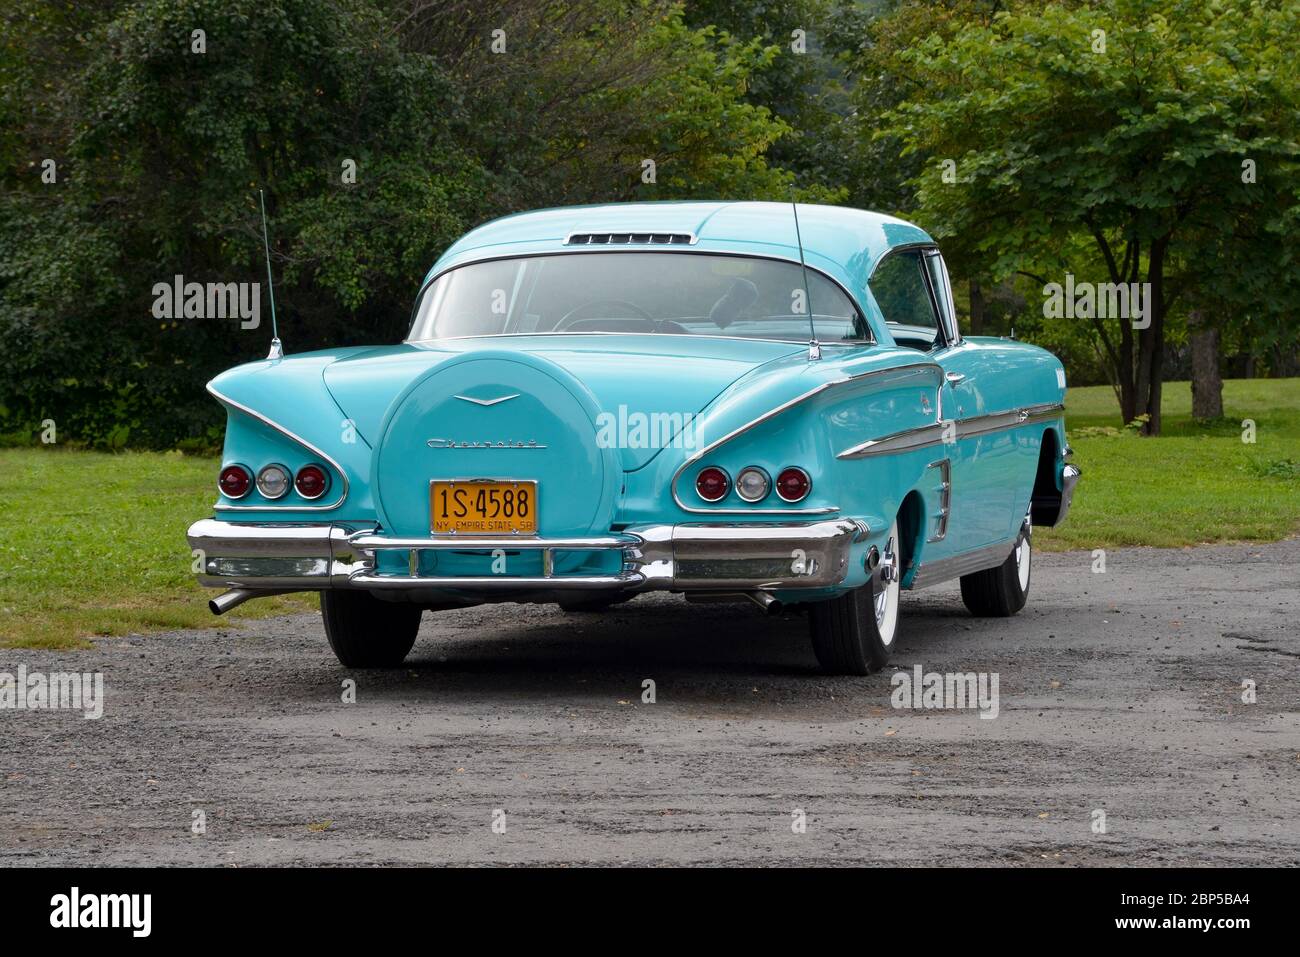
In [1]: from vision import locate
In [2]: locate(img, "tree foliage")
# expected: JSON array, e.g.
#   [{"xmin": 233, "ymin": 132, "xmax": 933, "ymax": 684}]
[
  {"xmin": 1, "ymin": 0, "xmax": 1296, "ymax": 445},
  {"xmin": 874, "ymin": 0, "xmax": 1300, "ymax": 432},
  {"xmin": 0, "ymin": 0, "xmax": 807, "ymax": 447}
]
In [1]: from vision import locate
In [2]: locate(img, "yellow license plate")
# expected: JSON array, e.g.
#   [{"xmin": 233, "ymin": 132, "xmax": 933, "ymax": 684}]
[{"xmin": 430, "ymin": 480, "xmax": 537, "ymax": 535}]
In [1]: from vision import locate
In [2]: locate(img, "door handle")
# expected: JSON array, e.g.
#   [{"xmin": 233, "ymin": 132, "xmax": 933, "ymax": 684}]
[{"xmin": 945, "ymin": 372, "xmax": 966, "ymax": 386}]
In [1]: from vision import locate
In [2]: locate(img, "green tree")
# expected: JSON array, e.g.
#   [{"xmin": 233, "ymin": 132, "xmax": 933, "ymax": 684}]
[
  {"xmin": 0, "ymin": 0, "xmax": 807, "ymax": 447},
  {"xmin": 877, "ymin": 0, "xmax": 1300, "ymax": 433}
]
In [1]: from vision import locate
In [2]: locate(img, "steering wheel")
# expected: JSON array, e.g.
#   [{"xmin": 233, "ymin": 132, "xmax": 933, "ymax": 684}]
[{"xmin": 556, "ymin": 299, "xmax": 653, "ymax": 330}]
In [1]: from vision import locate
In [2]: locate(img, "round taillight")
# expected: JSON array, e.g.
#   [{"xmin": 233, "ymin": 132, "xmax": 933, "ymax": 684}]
[
  {"xmin": 775, "ymin": 467, "xmax": 811, "ymax": 503},
  {"xmin": 218, "ymin": 464, "xmax": 251, "ymax": 499},
  {"xmin": 695, "ymin": 466, "xmax": 730, "ymax": 502},
  {"xmin": 256, "ymin": 464, "xmax": 291, "ymax": 500},
  {"xmin": 295, "ymin": 464, "xmax": 329, "ymax": 500},
  {"xmin": 735, "ymin": 466, "xmax": 770, "ymax": 502}
]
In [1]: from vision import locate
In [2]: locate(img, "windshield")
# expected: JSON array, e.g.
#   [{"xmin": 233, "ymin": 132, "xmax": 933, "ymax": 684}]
[{"xmin": 407, "ymin": 252, "xmax": 868, "ymax": 342}]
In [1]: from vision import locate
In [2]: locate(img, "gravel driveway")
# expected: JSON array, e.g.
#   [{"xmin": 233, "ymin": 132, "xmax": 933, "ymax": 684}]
[{"xmin": 2, "ymin": 541, "xmax": 1297, "ymax": 866}]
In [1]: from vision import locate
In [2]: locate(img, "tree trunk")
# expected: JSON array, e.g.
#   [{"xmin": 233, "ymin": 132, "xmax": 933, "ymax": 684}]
[
  {"xmin": 969, "ymin": 279, "xmax": 985, "ymax": 335},
  {"xmin": 1189, "ymin": 308, "xmax": 1223, "ymax": 420},
  {"xmin": 1137, "ymin": 235, "xmax": 1169, "ymax": 435}
]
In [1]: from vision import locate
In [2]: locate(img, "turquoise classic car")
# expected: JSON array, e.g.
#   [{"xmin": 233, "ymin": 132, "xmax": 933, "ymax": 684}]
[{"xmin": 187, "ymin": 201, "xmax": 1079, "ymax": 674}]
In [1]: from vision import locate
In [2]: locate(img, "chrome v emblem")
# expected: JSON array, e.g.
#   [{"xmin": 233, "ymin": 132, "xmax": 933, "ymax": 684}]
[{"xmin": 454, "ymin": 394, "xmax": 519, "ymax": 407}]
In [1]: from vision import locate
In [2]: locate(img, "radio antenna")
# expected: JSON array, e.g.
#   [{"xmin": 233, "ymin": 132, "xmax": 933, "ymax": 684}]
[
  {"xmin": 789, "ymin": 190, "xmax": 819, "ymax": 360},
  {"xmin": 258, "ymin": 189, "xmax": 283, "ymax": 360}
]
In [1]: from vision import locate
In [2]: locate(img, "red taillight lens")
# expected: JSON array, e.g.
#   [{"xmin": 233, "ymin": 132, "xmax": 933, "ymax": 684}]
[
  {"xmin": 218, "ymin": 464, "xmax": 251, "ymax": 499},
  {"xmin": 695, "ymin": 466, "xmax": 730, "ymax": 502},
  {"xmin": 775, "ymin": 467, "xmax": 811, "ymax": 502},
  {"xmin": 295, "ymin": 464, "xmax": 329, "ymax": 500}
]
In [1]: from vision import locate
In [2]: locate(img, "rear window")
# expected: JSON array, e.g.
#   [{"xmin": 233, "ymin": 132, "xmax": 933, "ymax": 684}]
[{"xmin": 408, "ymin": 252, "xmax": 868, "ymax": 343}]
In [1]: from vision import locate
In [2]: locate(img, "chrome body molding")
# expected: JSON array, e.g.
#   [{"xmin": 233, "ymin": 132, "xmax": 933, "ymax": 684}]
[
  {"xmin": 670, "ymin": 361, "xmax": 944, "ymax": 515},
  {"xmin": 908, "ymin": 538, "xmax": 1016, "ymax": 591},
  {"xmin": 187, "ymin": 518, "xmax": 864, "ymax": 597},
  {"xmin": 925, "ymin": 458, "xmax": 951, "ymax": 543},
  {"xmin": 207, "ymin": 384, "xmax": 350, "ymax": 512},
  {"xmin": 837, "ymin": 402, "xmax": 1065, "ymax": 460},
  {"xmin": 453, "ymin": 393, "xmax": 519, "ymax": 407}
]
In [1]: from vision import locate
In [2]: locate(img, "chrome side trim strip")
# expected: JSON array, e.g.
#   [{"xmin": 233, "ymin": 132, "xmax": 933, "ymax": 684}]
[
  {"xmin": 839, "ymin": 423, "xmax": 946, "ymax": 459},
  {"xmin": 207, "ymin": 384, "xmax": 350, "ymax": 512},
  {"xmin": 838, "ymin": 402, "xmax": 1065, "ymax": 460},
  {"xmin": 670, "ymin": 361, "xmax": 944, "ymax": 515},
  {"xmin": 909, "ymin": 538, "xmax": 1016, "ymax": 590}
]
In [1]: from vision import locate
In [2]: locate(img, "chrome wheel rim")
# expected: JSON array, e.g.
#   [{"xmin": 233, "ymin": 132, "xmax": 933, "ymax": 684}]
[{"xmin": 875, "ymin": 522, "xmax": 901, "ymax": 646}]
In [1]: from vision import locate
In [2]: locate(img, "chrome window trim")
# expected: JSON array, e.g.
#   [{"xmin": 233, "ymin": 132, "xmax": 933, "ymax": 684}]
[
  {"xmin": 669, "ymin": 361, "xmax": 944, "ymax": 515},
  {"xmin": 922, "ymin": 248, "xmax": 961, "ymax": 347},
  {"xmin": 405, "ymin": 249, "xmax": 876, "ymax": 346},
  {"xmin": 207, "ymin": 384, "xmax": 350, "ymax": 512},
  {"xmin": 867, "ymin": 242, "xmax": 947, "ymax": 351}
]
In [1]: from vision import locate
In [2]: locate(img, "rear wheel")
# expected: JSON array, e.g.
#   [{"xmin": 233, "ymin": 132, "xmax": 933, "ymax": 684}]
[
  {"xmin": 960, "ymin": 516, "xmax": 1031, "ymax": 617},
  {"xmin": 808, "ymin": 519, "xmax": 901, "ymax": 675},
  {"xmin": 321, "ymin": 591, "xmax": 422, "ymax": 668}
]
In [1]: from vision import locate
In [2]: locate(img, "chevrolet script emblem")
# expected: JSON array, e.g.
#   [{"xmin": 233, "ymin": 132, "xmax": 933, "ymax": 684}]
[{"xmin": 426, "ymin": 439, "xmax": 547, "ymax": 449}]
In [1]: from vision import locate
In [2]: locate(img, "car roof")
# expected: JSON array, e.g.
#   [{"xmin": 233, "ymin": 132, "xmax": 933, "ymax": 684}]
[{"xmin": 424, "ymin": 201, "xmax": 936, "ymax": 318}]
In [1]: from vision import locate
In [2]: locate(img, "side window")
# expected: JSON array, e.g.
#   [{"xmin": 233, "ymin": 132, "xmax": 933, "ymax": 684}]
[
  {"xmin": 923, "ymin": 250, "xmax": 959, "ymax": 344},
  {"xmin": 869, "ymin": 250, "xmax": 939, "ymax": 350}
]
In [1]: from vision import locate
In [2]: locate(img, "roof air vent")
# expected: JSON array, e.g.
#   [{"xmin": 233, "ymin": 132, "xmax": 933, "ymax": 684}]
[{"xmin": 566, "ymin": 232, "xmax": 695, "ymax": 246}]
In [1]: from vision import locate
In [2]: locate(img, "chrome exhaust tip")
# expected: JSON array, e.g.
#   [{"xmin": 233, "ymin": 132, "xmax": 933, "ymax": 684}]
[
  {"xmin": 746, "ymin": 591, "xmax": 783, "ymax": 614},
  {"xmin": 865, "ymin": 545, "xmax": 881, "ymax": 572},
  {"xmin": 208, "ymin": 588, "xmax": 261, "ymax": 616}
]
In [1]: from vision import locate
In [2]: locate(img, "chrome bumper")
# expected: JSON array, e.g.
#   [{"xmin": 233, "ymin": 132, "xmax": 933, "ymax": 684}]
[
  {"xmin": 1031, "ymin": 458, "xmax": 1082, "ymax": 529},
  {"xmin": 1056, "ymin": 463, "xmax": 1081, "ymax": 526},
  {"xmin": 187, "ymin": 518, "xmax": 865, "ymax": 602}
]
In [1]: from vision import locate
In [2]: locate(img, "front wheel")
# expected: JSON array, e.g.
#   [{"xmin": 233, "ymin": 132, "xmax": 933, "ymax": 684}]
[
  {"xmin": 321, "ymin": 591, "xmax": 422, "ymax": 668},
  {"xmin": 960, "ymin": 517, "xmax": 1031, "ymax": 617},
  {"xmin": 808, "ymin": 519, "xmax": 901, "ymax": 675}
]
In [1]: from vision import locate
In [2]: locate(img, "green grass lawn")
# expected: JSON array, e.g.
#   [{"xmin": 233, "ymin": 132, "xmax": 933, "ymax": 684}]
[
  {"xmin": 1038, "ymin": 377, "xmax": 1300, "ymax": 550},
  {"xmin": 0, "ymin": 377, "xmax": 1296, "ymax": 648},
  {"xmin": 0, "ymin": 450, "xmax": 315, "ymax": 649}
]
